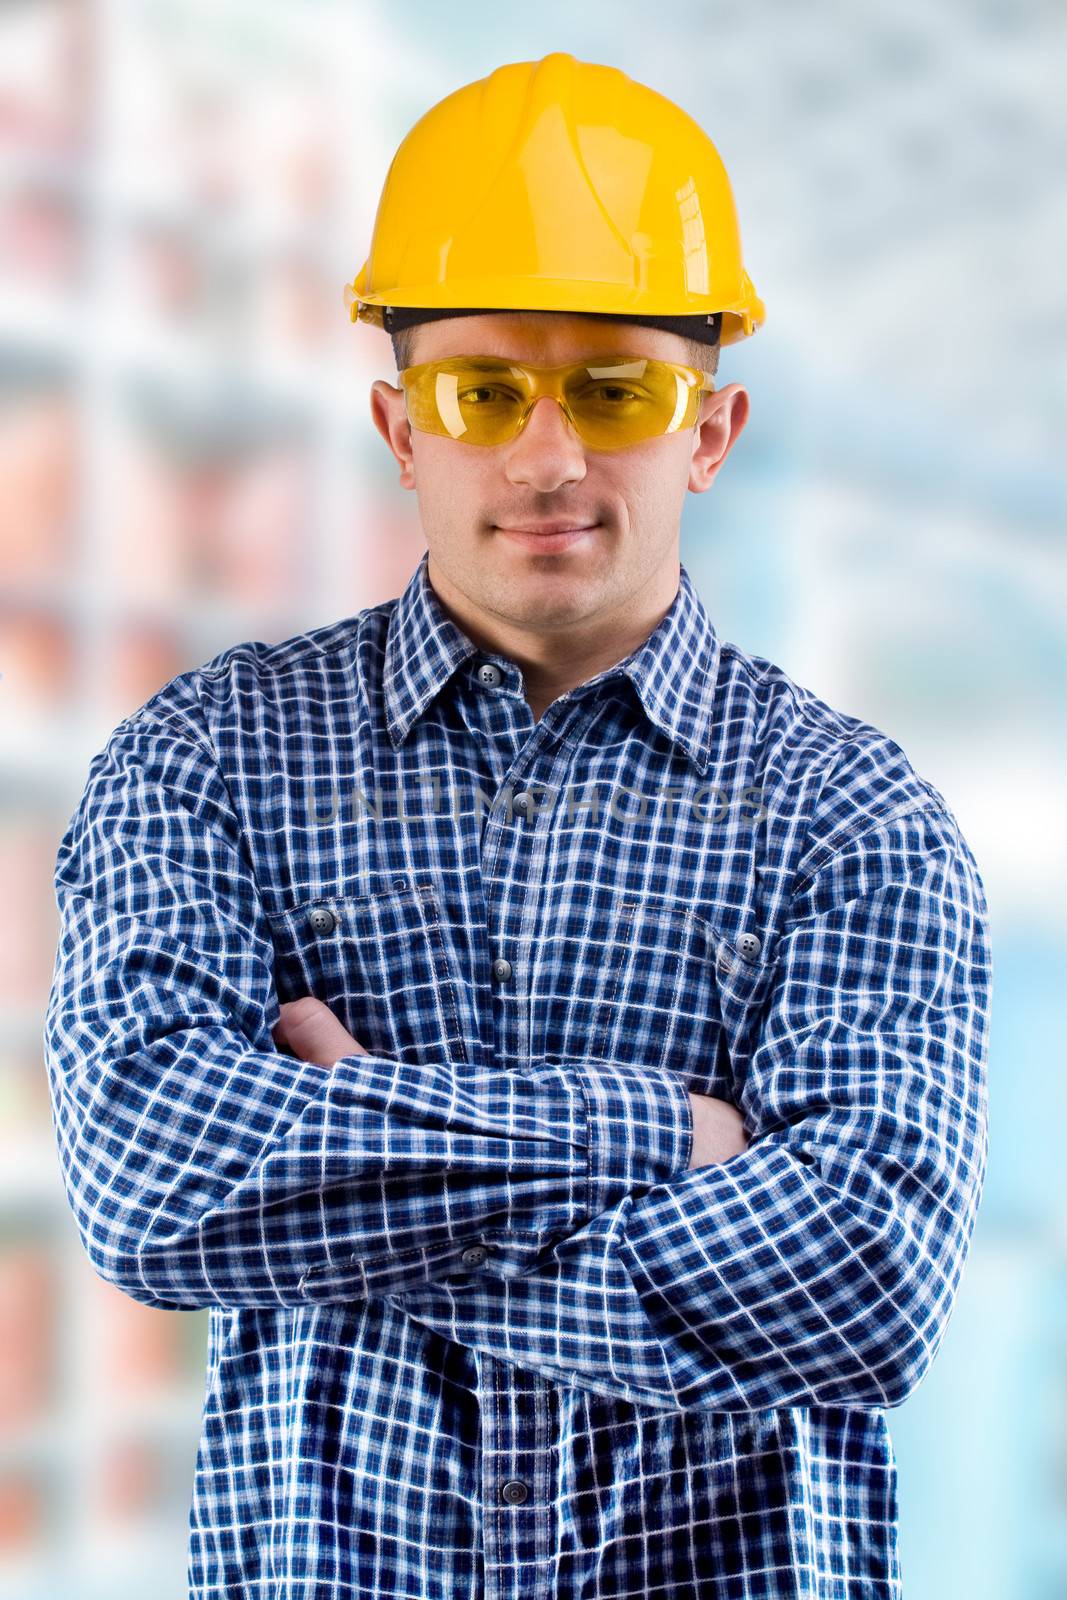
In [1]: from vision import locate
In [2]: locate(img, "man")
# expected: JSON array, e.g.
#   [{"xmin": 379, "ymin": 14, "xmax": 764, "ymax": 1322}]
[{"xmin": 44, "ymin": 52, "xmax": 990, "ymax": 1599}]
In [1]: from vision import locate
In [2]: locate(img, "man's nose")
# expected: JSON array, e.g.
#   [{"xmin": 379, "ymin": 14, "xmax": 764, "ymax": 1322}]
[{"xmin": 503, "ymin": 395, "xmax": 587, "ymax": 490}]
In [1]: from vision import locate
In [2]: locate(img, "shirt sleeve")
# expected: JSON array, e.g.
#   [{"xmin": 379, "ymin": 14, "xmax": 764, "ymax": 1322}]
[
  {"xmin": 42, "ymin": 696, "xmax": 692, "ymax": 1312},
  {"xmin": 379, "ymin": 801, "xmax": 992, "ymax": 1413}
]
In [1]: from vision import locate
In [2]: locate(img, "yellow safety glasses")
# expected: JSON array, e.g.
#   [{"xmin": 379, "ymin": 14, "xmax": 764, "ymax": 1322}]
[{"xmin": 399, "ymin": 354, "xmax": 716, "ymax": 452}]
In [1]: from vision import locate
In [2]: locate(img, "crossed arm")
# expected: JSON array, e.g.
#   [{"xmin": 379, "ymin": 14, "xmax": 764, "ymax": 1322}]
[
  {"xmin": 273, "ymin": 996, "xmax": 750, "ymax": 1173},
  {"xmin": 44, "ymin": 697, "xmax": 991, "ymax": 1414}
]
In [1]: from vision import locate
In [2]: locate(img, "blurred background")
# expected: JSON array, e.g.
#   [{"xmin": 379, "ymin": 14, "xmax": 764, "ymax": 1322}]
[{"xmin": 1, "ymin": 1, "xmax": 1064, "ymax": 1596}]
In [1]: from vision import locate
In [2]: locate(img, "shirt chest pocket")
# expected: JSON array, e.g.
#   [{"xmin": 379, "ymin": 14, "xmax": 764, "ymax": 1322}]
[
  {"xmin": 570, "ymin": 895, "xmax": 779, "ymax": 1098},
  {"xmin": 265, "ymin": 879, "xmax": 469, "ymax": 1066}
]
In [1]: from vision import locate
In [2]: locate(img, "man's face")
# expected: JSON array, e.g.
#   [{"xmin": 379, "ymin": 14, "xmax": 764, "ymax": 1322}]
[{"xmin": 370, "ymin": 311, "xmax": 748, "ymax": 635}]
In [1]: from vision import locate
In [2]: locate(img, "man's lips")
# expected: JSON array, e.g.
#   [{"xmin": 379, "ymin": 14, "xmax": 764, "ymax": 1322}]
[{"xmin": 493, "ymin": 523, "xmax": 599, "ymax": 553}]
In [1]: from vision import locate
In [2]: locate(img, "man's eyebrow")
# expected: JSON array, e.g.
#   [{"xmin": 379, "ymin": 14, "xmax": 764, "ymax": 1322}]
[{"xmin": 449, "ymin": 356, "xmax": 520, "ymax": 370}]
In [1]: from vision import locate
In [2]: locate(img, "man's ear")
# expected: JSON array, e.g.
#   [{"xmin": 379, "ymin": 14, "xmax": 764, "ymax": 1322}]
[
  {"xmin": 688, "ymin": 383, "xmax": 750, "ymax": 493},
  {"xmin": 370, "ymin": 379, "xmax": 416, "ymax": 489}
]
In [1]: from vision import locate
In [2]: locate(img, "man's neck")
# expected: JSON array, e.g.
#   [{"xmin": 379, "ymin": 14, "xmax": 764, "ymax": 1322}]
[{"xmin": 425, "ymin": 553, "xmax": 681, "ymax": 721}]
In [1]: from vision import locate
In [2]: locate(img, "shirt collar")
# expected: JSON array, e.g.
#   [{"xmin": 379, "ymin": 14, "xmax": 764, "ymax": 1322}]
[{"xmin": 383, "ymin": 550, "xmax": 720, "ymax": 775}]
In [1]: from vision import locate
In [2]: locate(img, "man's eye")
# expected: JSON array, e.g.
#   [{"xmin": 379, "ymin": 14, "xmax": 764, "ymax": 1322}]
[
  {"xmin": 459, "ymin": 386, "xmax": 520, "ymax": 405},
  {"xmin": 584, "ymin": 385, "xmax": 644, "ymax": 403}
]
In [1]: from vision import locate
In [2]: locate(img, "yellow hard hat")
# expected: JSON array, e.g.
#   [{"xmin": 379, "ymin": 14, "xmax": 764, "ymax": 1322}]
[{"xmin": 344, "ymin": 51, "xmax": 764, "ymax": 347}]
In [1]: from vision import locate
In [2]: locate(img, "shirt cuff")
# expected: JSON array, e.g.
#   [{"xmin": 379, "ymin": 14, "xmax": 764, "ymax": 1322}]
[{"xmin": 570, "ymin": 1056, "xmax": 694, "ymax": 1216}]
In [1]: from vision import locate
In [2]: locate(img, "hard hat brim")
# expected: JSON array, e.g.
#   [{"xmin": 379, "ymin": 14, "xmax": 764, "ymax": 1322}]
[{"xmin": 344, "ymin": 273, "xmax": 764, "ymax": 345}]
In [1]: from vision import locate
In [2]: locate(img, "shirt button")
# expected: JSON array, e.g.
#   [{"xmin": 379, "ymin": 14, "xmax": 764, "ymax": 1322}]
[
  {"xmin": 476, "ymin": 661, "xmax": 504, "ymax": 688},
  {"xmin": 460, "ymin": 1245, "xmax": 488, "ymax": 1267},
  {"xmin": 500, "ymin": 1480, "xmax": 529, "ymax": 1505},
  {"xmin": 512, "ymin": 790, "xmax": 535, "ymax": 818},
  {"xmin": 737, "ymin": 932, "xmax": 762, "ymax": 960},
  {"xmin": 492, "ymin": 957, "xmax": 513, "ymax": 982},
  {"xmin": 307, "ymin": 907, "xmax": 337, "ymax": 935}
]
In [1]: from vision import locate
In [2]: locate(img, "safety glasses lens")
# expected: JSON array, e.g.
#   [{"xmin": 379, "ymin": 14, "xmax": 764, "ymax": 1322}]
[{"xmin": 402, "ymin": 357, "xmax": 698, "ymax": 447}]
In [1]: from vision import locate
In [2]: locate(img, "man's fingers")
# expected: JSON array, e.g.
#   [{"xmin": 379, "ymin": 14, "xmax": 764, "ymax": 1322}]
[{"xmin": 272, "ymin": 996, "xmax": 368, "ymax": 1066}]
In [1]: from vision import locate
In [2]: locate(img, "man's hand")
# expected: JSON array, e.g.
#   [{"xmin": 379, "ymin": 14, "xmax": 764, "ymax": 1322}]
[
  {"xmin": 272, "ymin": 996, "xmax": 368, "ymax": 1067},
  {"xmin": 687, "ymin": 1090, "xmax": 750, "ymax": 1169}
]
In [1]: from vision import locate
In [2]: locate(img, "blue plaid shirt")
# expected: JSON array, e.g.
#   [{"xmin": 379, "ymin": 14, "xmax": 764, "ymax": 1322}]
[{"xmin": 44, "ymin": 551, "xmax": 991, "ymax": 1598}]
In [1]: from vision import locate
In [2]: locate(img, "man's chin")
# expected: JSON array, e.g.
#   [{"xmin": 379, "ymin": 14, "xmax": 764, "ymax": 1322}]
[{"xmin": 497, "ymin": 580, "xmax": 605, "ymax": 630}]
